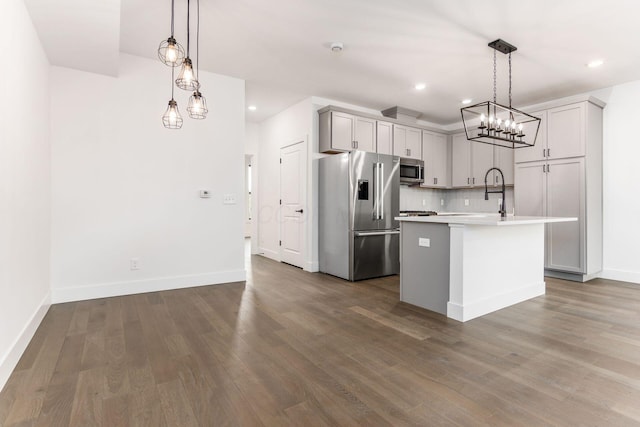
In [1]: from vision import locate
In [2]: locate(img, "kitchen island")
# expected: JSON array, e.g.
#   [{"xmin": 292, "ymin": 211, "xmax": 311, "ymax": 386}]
[{"xmin": 397, "ymin": 214, "xmax": 577, "ymax": 322}]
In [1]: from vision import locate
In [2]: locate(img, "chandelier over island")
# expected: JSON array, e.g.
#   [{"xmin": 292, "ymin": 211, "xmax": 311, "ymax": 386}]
[{"xmin": 460, "ymin": 39, "xmax": 541, "ymax": 149}]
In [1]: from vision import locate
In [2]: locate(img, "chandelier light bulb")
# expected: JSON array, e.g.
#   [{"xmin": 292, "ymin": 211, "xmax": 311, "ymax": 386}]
[
  {"xmin": 162, "ymin": 99, "xmax": 183, "ymax": 129},
  {"xmin": 158, "ymin": 37, "xmax": 185, "ymax": 67},
  {"xmin": 505, "ymin": 119, "xmax": 510, "ymax": 129},
  {"xmin": 176, "ymin": 58, "xmax": 200, "ymax": 91},
  {"xmin": 187, "ymin": 90, "xmax": 208, "ymax": 119}
]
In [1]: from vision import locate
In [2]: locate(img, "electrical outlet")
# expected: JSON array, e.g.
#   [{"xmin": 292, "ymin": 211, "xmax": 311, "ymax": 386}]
[
  {"xmin": 130, "ymin": 258, "xmax": 140, "ymax": 270},
  {"xmin": 464, "ymin": 199, "xmax": 470, "ymax": 206},
  {"xmin": 440, "ymin": 199, "xmax": 444, "ymax": 206},
  {"xmin": 418, "ymin": 238, "xmax": 431, "ymax": 247},
  {"xmin": 223, "ymin": 194, "xmax": 236, "ymax": 205},
  {"xmin": 422, "ymin": 199, "xmax": 427, "ymax": 206}
]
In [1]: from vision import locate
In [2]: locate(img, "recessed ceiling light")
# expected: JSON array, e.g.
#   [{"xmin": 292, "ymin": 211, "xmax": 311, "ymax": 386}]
[
  {"xmin": 414, "ymin": 83, "xmax": 426, "ymax": 91},
  {"xmin": 587, "ymin": 59, "xmax": 604, "ymax": 68},
  {"xmin": 248, "ymin": 105, "xmax": 257, "ymax": 111},
  {"xmin": 461, "ymin": 99, "xmax": 472, "ymax": 105}
]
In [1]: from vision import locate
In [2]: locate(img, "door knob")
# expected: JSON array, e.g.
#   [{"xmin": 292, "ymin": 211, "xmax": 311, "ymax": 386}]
[{"xmin": 295, "ymin": 209, "xmax": 304, "ymax": 213}]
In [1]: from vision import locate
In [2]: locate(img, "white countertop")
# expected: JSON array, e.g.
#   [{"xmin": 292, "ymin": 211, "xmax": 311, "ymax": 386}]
[{"xmin": 396, "ymin": 213, "xmax": 577, "ymax": 226}]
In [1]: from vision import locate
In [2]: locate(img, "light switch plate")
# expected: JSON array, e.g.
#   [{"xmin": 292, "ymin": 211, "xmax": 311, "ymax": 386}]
[
  {"xmin": 464, "ymin": 199, "xmax": 470, "ymax": 206},
  {"xmin": 223, "ymin": 194, "xmax": 236, "ymax": 205},
  {"xmin": 418, "ymin": 238, "xmax": 431, "ymax": 247},
  {"xmin": 199, "ymin": 190, "xmax": 211, "ymax": 198}
]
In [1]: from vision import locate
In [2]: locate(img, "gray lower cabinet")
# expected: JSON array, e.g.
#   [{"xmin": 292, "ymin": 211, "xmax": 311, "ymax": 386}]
[
  {"xmin": 400, "ymin": 222, "xmax": 450, "ymax": 315},
  {"xmin": 515, "ymin": 159, "xmax": 586, "ymax": 274}
]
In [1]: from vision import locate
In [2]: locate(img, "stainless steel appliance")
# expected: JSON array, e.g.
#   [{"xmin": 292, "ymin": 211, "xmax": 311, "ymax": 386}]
[
  {"xmin": 319, "ymin": 151, "xmax": 400, "ymax": 281},
  {"xmin": 399, "ymin": 158, "xmax": 424, "ymax": 185}
]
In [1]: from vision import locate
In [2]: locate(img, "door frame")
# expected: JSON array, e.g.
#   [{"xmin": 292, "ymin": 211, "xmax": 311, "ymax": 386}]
[{"xmin": 279, "ymin": 138, "xmax": 307, "ymax": 269}]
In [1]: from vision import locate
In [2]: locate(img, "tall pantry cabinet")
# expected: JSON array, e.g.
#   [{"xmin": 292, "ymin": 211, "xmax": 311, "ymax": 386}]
[{"xmin": 514, "ymin": 97, "xmax": 605, "ymax": 282}]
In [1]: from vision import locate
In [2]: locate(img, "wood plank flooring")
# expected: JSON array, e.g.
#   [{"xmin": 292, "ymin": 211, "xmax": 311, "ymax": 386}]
[{"xmin": 2, "ymin": 251, "xmax": 640, "ymax": 426}]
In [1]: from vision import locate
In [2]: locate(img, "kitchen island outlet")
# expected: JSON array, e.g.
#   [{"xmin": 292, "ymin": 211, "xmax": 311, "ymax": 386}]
[{"xmin": 397, "ymin": 214, "xmax": 577, "ymax": 322}]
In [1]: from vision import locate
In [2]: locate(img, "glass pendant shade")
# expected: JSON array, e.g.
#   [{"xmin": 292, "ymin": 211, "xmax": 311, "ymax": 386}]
[
  {"xmin": 187, "ymin": 91, "xmax": 208, "ymax": 119},
  {"xmin": 162, "ymin": 99, "xmax": 183, "ymax": 129},
  {"xmin": 175, "ymin": 58, "xmax": 200, "ymax": 91},
  {"xmin": 158, "ymin": 37, "xmax": 185, "ymax": 67}
]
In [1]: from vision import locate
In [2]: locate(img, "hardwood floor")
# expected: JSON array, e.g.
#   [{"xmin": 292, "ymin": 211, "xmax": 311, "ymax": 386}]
[{"xmin": 2, "ymin": 251, "xmax": 640, "ymax": 426}]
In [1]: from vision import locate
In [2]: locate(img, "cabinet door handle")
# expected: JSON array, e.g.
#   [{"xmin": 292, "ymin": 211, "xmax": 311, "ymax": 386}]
[
  {"xmin": 407, "ymin": 148, "xmax": 411, "ymax": 156},
  {"xmin": 543, "ymin": 148, "xmax": 546, "ymax": 158},
  {"xmin": 547, "ymin": 164, "xmax": 550, "ymax": 173},
  {"xmin": 543, "ymin": 164, "xmax": 546, "ymax": 173},
  {"xmin": 472, "ymin": 177, "xmax": 475, "ymax": 185},
  {"xmin": 547, "ymin": 148, "xmax": 550, "ymax": 157},
  {"xmin": 467, "ymin": 177, "xmax": 470, "ymax": 185}
]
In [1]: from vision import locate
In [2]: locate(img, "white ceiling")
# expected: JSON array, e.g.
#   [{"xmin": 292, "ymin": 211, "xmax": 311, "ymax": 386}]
[{"xmin": 27, "ymin": 0, "xmax": 640, "ymax": 124}]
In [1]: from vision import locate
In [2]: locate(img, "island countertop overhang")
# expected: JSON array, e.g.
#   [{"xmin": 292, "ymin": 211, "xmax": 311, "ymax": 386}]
[{"xmin": 396, "ymin": 214, "xmax": 577, "ymax": 226}]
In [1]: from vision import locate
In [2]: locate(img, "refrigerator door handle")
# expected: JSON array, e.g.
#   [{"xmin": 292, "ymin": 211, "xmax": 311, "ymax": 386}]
[
  {"xmin": 354, "ymin": 230, "xmax": 400, "ymax": 237},
  {"xmin": 378, "ymin": 162, "xmax": 384, "ymax": 221}
]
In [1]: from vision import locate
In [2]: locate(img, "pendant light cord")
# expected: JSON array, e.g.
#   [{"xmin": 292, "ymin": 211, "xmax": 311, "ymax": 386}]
[
  {"xmin": 186, "ymin": 0, "xmax": 191, "ymax": 56},
  {"xmin": 508, "ymin": 52, "xmax": 512, "ymax": 109},
  {"xmin": 170, "ymin": 0, "xmax": 175, "ymax": 37},
  {"xmin": 196, "ymin": 0, "xmax": 200, "ymax": 80},
  {"xmin": 171, "ymin": 66, "xmax": 175, "ymax": 99}
]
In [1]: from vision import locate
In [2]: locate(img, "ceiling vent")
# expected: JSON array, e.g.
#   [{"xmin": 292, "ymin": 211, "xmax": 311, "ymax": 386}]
[{"xmin": 381, "ymin": 106, "xmax": 421, "ymax": 123}]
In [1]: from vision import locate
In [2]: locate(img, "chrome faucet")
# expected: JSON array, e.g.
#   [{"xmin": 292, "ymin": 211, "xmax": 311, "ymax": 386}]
[{"xmin": 484, "ymin": 167, "xmax": 506, "ymax": 219}]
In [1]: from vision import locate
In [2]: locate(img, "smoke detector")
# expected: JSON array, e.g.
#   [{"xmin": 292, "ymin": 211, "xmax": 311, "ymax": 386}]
[{"xmin": 330, "ymin": 42, "xmax": 344, "ymax": 53}]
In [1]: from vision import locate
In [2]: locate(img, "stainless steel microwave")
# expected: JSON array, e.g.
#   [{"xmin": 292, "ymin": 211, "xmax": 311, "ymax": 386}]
[{"xmin": 399, "ymin": 158, "xmax": 424, "ymax": 185}]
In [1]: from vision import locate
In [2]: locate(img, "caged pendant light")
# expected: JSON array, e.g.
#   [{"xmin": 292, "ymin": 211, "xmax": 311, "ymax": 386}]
[
  {"xmin": 187, "ymin": 0, "xmax": 208, "ymax": 119},
  {"xmin": 162, "ymin": 67, "xmax": 184, "ymax": 129},
  {"xmin": 176, "ymin": 0, "xmax": 200, "ymax": 91},
  {"xmin": 460, "ymin": 39, "xmax": 541, "ymax": 149},
  {"xmin": 157, "ymin": 0, "xmax": 185, "ymax": 67}
]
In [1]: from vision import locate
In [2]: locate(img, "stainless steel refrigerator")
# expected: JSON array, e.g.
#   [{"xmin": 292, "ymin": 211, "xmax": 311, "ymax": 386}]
[{"xmin": 319, "ymin": 151, "xmax": 400, "ymax": 281}]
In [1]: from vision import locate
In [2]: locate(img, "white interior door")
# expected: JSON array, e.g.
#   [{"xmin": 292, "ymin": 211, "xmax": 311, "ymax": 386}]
[{"xmin": 280, "ymin": 142, "xmax": 306, "ymax": 268}]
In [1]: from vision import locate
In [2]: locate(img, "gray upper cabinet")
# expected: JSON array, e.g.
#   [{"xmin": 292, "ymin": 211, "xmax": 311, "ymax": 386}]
[
  {"xmin": 494, "ymin": 146, "xmax": 514, "ymax": 186},
  {"xmin": 421, "ymin": 130, "xmax": 448, "ymax": 188},
  {"xmin": 451, "ymin": 133, "xmax": 471, "ymax": 187},
  {"xmin": 514, "ymin": 98, "xmax": 603, "ymax": 282},
  {"xmin": 471, "ymin": 142, "xmax": 494, "ymax": 187},
  {"xmin": 393, "ymin": 124, "xmax": 422, "ymax": 160},
  {"xmin": 319, "ymin": 110, "xmax": 376, "ymax": 153},
  {"xmin": 451, "ymin": 132, "xmax": 497, "ymax": 187},
  {"xmin": 515, "ymin": 103, "xmax": 586, "ymax": 164},
  {"xmin": 514, "ymin": 110, "xmax": 547, "ymax": 163},
  {"xmin": 376, "ymin": 121, "xmax": 393, "ymax": 155}
]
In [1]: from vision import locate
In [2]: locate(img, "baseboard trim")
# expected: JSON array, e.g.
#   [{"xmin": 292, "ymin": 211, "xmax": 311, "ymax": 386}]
[
  {"xmin": 0, "ymin": 291, "xmax": 51, "ymax": 392},
  {"xmin": 305, "ymin": 260, "xmax": 319, "ymax": 273},
  {"xmin": 599, "ymin": 269, "xmax": 640, "ymax": 285},
  {"xmin": 258, "ymin": 247, "xmax": 280, "ymax": 262},
  {"xmin": 51, "ymin": 270, "xmax": 247, "ymax": 304},
  {"xmin": 447, "ymin": 281, "xmax": 545, "ymax": 322}
]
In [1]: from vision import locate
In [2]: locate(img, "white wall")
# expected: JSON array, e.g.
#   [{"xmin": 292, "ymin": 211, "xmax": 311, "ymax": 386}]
[
  {"xmin": 586, "ymin": 82, "xmax": 640, "ymax": 283},
  {"xmin": 50, "ymin": 54, "xmax": 246, "ymax": 302},
  {"xmin": 0, "ymin": 0, "xmax": 52, "ymax": 390},
  {"xmin": 257, "ymin": 98, "xmax": 313, "ymax": 264}
]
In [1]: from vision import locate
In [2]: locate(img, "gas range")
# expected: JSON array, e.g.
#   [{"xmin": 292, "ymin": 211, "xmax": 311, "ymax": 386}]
[{"xmin": 399, "ymin": 210, "xmax": 438, "ymax": 217}]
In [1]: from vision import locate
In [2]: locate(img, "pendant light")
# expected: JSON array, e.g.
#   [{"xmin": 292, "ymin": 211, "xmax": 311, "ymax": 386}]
[
  {"xmin": 188, "ymin": 0, "xmax": 208, "ymax": 119},
  {"xmin": 460, "ymin": 39, "xmax": 541, "ymax": 149},
  {"xmin": 162, "ymin": 67, "xmax": 183, "ymax": 129},
  {"xmin": 176, "ymin": 0, "xmax": 200, "ymax": 91},
  {"xmin": 157, "ymin": 0, "xmax": 185, "ymax": 67}
]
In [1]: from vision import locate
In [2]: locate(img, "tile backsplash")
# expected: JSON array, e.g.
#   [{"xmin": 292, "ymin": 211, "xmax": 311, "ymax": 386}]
[{"xmin": 400, "ymin": 185, "xmax": 514, "ymax": 214}]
